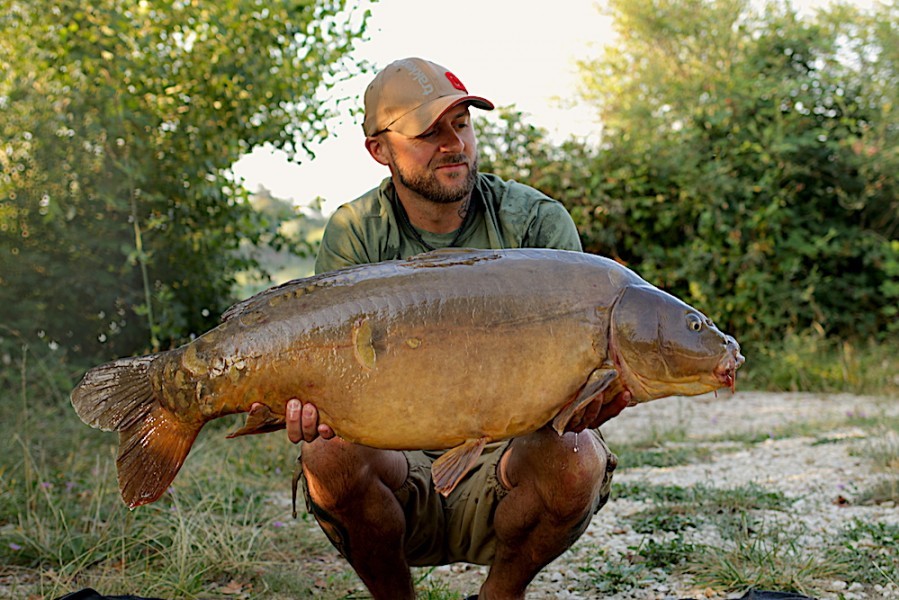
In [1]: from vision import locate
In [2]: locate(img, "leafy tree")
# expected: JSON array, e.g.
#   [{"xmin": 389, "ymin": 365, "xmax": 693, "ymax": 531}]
[
  {"xmin": 481, "ymin": 0, "xmax": 898, "ymax": 346},
  {"xmin": 0, "ymin": 0, "xmax": 369, "ymax": 361}
]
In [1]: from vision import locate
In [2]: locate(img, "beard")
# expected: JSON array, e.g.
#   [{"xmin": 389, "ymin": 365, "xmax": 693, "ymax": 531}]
[{"xmin": 394, "ymin": 153, "xmax": 479, "ymax": 204}]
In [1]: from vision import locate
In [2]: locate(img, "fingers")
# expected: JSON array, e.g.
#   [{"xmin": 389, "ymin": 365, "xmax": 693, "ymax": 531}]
[
  {"xmin": 285, "ymin": 398, "xmax": 336, "ymax": 443},
  {"xmin": 301, "ymin": 402, "xmax": 318, "ymax": 441},
  {"xmin": 593, "ymin": 391, "xmax": 630, "ymax": 428},
  {"xmin": 286, "ymin": 398, "xmax": 303, "ymax": 444},
  {"xmin": 566, "ymin": 399, "xmax": 600, "ymax": 433},
  {"xmin": 577, "ymin": 397, "xmax": 602, "ymax": 431},
  {"xmin": 564, "ymin": 390, "xmax": 632, "ymax": 433},
  {"xmin": 318, "ymin": 423, "xmax": 336, "ymax": 440}
]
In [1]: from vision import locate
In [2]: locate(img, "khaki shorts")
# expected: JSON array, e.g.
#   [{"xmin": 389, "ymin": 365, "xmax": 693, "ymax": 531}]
[{"xmin": 297, "ymin": 429, "xmax": 615, "ymax": 566}]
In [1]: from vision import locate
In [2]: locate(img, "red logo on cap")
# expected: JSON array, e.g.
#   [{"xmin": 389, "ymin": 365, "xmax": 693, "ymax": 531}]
[{"xmin": 445, "ymin": 71, "xmax": 467, "ymax": 92}]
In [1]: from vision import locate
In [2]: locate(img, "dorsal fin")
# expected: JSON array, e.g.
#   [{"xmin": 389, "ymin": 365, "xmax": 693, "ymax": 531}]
[
  {"xmin": 406, "ymin": 248, "xmax": 501, "ymax": 268},
  {"xmin": 221, "ymin": 262, "xmax": 387, "ymax": 323},
  {"xmin": 220, "ymin": 249, "xmax": 500, "ymax": 322}
]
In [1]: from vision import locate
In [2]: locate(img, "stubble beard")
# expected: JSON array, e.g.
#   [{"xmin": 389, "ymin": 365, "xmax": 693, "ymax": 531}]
[{"xmin": 394, "ymin": 153, "xmax": 479, "ymax": 205}]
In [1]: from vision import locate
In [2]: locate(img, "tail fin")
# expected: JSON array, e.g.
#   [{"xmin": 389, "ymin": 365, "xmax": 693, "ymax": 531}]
[{"xmin": 71, "ymin": 356, "xmax": 202, "ymax": 509}]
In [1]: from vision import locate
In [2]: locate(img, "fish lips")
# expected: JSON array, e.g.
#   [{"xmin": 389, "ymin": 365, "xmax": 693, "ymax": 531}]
[{"xmin": 714, "ymin": 336, "xmax": 745, "ymax": 393}]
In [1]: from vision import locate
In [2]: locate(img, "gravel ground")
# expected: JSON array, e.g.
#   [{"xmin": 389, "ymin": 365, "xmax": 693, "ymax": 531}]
[{"xmin": 424, "ymin": 392, "xmax": 899, "ymax": 599}]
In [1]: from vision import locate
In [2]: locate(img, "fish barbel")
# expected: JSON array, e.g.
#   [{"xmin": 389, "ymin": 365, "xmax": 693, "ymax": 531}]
[{"xmin": 71, "ymin": 248, "xmax": 744, "ymax": 508}]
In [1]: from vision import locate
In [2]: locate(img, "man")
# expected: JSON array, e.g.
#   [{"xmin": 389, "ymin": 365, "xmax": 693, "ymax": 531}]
[{"xmin": 284, "ymin": 58, "xmax": 630, "ymax": 599}]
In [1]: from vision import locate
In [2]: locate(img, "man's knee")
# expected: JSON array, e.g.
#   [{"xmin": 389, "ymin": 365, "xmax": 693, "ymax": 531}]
[
  {"xmin": 302, "ymin": 438, "xmax": 407, "ymax": 509},
  {"xmin": 502, "ymin": 428, "xmax": 613, "ymax": 521}
]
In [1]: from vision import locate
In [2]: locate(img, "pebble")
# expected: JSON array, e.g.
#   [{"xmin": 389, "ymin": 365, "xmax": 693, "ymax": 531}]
[{"xmin": 830, "ymin": 580, "xmax": 848, "ymax": 591}]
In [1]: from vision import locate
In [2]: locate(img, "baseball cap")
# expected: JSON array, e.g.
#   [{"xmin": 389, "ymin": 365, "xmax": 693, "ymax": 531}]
[{"xmin": 362, "ymin": 57, "xmax": 494, "ymax": 137}]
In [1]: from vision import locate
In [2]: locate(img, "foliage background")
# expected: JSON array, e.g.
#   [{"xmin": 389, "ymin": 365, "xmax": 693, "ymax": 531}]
[
  {"xmin": 0, "ymin": 0, "xmax": 367, "ymax": 364},
  {"xmin": 478, "ymin": 0, "xmax": 898, "ymax": 386}
]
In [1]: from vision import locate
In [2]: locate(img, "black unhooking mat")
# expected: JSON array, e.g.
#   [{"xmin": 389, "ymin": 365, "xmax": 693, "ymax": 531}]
[
  {"xmin": 53, "ymin": 589, "xmax": 166, "ymax": 600},
  {"xmin": 736, "ymin": 592, "xmax": 816, "ymax": 600},
  {"xmin": 56, "ymin": 587, "xmax": 816, "ymax": 600}
]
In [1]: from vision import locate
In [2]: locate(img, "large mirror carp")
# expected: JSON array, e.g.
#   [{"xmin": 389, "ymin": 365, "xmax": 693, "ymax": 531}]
[{"xmin": 72, "ymin": 248, "xmax": 744, "ymax": 508}]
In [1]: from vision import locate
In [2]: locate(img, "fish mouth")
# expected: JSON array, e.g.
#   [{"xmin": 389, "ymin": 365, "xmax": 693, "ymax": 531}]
[{"xmin": 715, "ymin": 340, "xmax": 745, "ymax": 393}]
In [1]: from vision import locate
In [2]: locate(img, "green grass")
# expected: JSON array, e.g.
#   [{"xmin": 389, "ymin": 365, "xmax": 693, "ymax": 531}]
[
  {"xmin": 703, "ymin": 410, "xmax": 899, "ymax": 448},
  {"xmin": 579, "ymin": 483, "xmax": 796, "ymax": 595},
  {"xmin": 630, "ymin": 507, "xmax": 701, "ymax": 534},
  {"xmin": 850, "ymin": 429, "xmax": 899, "ymax": 505},
  {"xmin": 856, "ymin": 478, "xmax": 899, "ymax": 505},
  {"xmin": 634, "ymin": 535, "xmax": 697, "ymax": 570},
  {"xmin": 742, "ymin": 334, "xmax": 899, "ymax": 395},
  {"xmin": 0, "ymin": 415, "xmax": 337, "ymax": 599},
  {"xmin": 618, "ymin": 481, "xmax": 792, "ymax": 545},
  {"xmin": 596, "ymin": 403, "xmax": 899, "ymax": 597},
  {"xmin": 588, "ymin": 443, "xmax": 899, "ymax": 598},
  {"xmin": 605, "ymin": 403, "xmax": 729, "ymax": 471},
  {"xmin": 685, "ymin": 519, "xmax": 841, "ymax": 595},
  {"xmin": 614, "ymin": 481, "xmax": 790, "ymax": 514},
  {"xmin": 853, "ymin": 429, "xmax": 899, "ymax": 470},
  {"xmin": 0, "ymin": 351, "xmax": 352, "ymax": 599},
  {"xmin": 828, "ymin": 519, "xmax": 899, "ymax": 588},
  {"xmin": 577, "ymin": 546, "xmax": 651, "ymax": 594},
  {"xmin": 614, "ymin": 444, "xmax": 717, "ymax": 469},
  {"xmin": 586, "ymin": 483, "xmax": 898, "ymax": 597}
]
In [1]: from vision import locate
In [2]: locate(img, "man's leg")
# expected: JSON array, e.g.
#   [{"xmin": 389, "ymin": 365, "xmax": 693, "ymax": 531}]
[
  {"xmin": 478, "ymin": 426, "xmax": 614, "ymax": 600},
  {"xmin": 300, "ymin": 437, "xmax": 414, "ymax": 600}
]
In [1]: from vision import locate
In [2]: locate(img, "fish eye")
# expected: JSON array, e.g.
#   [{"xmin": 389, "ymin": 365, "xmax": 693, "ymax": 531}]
[{"xmin": 686, "ymin": 314, "xmax": 703, "ymax": 332}]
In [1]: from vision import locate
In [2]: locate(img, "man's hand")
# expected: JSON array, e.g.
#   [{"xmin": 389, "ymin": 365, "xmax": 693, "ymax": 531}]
[
  {"xmin": 564, "ymin": 390, "xmax": 631, "ymax": 433},
  {"xmin": 249, "ymin": 399, "xmax": 336, "ymax": 444},
  {"xmin": 287, "ymin": 399, "xmax": 337, "ymax": 443}
]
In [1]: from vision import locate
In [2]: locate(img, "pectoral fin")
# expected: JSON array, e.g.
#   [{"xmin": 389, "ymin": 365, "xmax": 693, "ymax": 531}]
[
  {"xmin": 431, "ymin": 437, "xmax": 489, "ymax": 496},
  {"xmin": 227, "ymin": 403, "xmax": 286, "ymax": 438},
  {"xmin": 551, "ymin": 368, "xmax": 618, "ymax": 435}
]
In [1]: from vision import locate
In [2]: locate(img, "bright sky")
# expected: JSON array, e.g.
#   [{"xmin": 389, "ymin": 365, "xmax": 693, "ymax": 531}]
[
  {"xmin": 231, "ymin": 0, "xmax": 876, "ymax": 216},
  {"xmin": 231, "ymin": 0, "xmax": 614, "ymax": 215}
]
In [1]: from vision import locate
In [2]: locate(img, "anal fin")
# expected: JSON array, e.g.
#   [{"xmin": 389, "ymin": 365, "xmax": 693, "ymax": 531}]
[
  {"xmin": 431, "ymin": 437, "xmax": 489, "ymax": 497},
  {"xmin": 227, "ymin": 403, "xmax": 286, "ymax": 438}
]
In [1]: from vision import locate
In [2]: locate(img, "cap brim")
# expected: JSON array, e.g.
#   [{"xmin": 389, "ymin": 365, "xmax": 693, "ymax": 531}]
[{"xmin": 389, "ymin": 95, "xmax": 494, "ymax": 137}]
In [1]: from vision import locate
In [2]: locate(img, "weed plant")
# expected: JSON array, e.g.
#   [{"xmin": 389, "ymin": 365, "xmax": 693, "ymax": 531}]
[
  {"xmin": 742, "ymin": 334, "xmax": 899, "ymax": 395},
  {"xmin": 577, "ymin": 546, "xmax": 650, "ymax": 595},
  {"xmin": 634, "ymin": 535, "xmax": 697, "ymax": 570},
  {"xmin": 850, "ymin": 428, "xmax": 899, "ymax": 505},
  {"xmin": 614, "ymin": 481, "xmax": 789, "ymax": 514},
  {"xmin": 854, "ymin": 429, "xmax": 899, "ymax": 471},
  {"xmin": 685, "ymin": 518, "xmax": 840, "ymax": 595},
  {"xmin": 829, "ymin": 519, "xmax": 899, "ymax": 588}
]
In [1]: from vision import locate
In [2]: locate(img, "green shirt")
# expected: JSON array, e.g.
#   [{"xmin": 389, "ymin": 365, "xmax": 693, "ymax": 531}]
[{"xmin": 314, "ymin": 173, "xmax": 582, "ymax": 274}]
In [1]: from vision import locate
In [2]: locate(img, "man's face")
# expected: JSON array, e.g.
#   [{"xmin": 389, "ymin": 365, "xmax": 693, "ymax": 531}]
[{"xmin": 374, "ymin": 106, "xmax": 479, "ymax": 204}]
